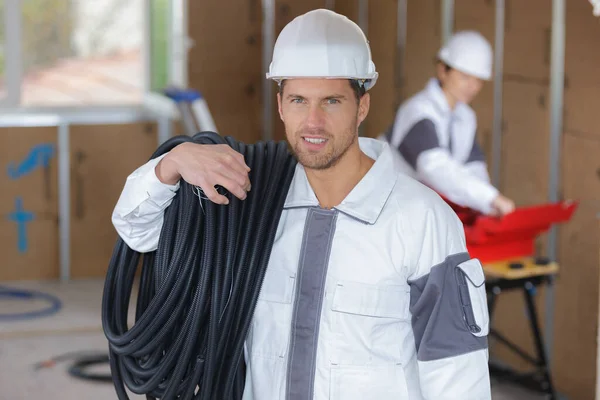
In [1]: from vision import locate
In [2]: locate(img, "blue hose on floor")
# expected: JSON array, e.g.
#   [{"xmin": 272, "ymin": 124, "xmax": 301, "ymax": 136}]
[{"xmin": 0, "ymin": 285, "xmax": 62, "ymax": 321}]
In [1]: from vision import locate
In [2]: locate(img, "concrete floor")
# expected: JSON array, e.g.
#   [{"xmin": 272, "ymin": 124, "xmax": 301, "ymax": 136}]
[{"xmin": 0, "ymin": 279, "xmax": 547, "ymax": 400}]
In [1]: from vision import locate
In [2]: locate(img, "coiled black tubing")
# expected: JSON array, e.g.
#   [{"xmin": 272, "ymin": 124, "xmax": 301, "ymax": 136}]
[{"xmin": 102, "ymin": 131, "xmax": 297, "ymax": 399}]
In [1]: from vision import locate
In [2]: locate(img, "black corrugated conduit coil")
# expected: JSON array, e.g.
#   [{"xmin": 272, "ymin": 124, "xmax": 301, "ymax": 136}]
[
  {"xmin": 67, "ymin": 353, "xmax": 112, "ymax": 382},
  {"xmin": 101, "ymin": 131, "xmax": 297, "ymax": 400}
]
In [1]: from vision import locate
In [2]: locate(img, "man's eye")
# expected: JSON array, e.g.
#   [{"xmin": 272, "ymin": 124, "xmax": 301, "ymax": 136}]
[
  {"xmin": 327, "ymin": 98, "xmax": 340, "ymax": 104},
  {"xmin": 291, "ymin": 98, "xmax": 303, "ymax": 104}
]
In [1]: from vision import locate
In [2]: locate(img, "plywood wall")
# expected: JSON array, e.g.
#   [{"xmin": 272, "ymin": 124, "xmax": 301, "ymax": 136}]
[
  {"xmin": 362, "ymin": 0, "xmax": 399, "ymax": 139},
  {"xmin": 187, "ymin": 0, "xmax": 263, "ymax": 145},
  {"xmin": 0, "ymin": 122, "xmax": 160, "ymax": 281},
  {"xmin": 403, "ymin": 0, "xmax": 441, "ymax": 101},
  {"xmin": 69, "ymin": 122, "xmax": 159, "ymax": 278},
  {"xmin": 0, "ymin": 127, "xmax": 59, "ymax": 281},
  {"xmin": 553, "ymin": 1, "xmax": 600, "ymax": 397}
]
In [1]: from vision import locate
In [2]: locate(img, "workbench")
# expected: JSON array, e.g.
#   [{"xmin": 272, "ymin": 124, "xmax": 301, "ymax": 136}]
[{"xmin": 483, "ymin": 257, "xmax": 559, "ymax": 399}]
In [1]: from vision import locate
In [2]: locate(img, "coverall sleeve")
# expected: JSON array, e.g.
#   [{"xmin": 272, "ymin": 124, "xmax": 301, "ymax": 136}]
[
  {"xmin": 464, "ymin": 137, "xmax": 492, "ymax": 183},
  {"xmin": 111, "ymin": 153, "xmax": 179, "ymax": 253},
  {"xmin": 407, "ymin": 200, "xmax": 492, "ymax": 400},
  {"xmin": 398, "ymin": 119, "xmax": 499, "ymax": 215}
]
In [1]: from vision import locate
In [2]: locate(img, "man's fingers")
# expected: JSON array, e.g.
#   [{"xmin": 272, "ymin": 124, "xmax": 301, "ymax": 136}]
[
  {"xmin": 218, "ymin": 165, "xmax": 250, "ymax": 189},
  {"xmin": 234, "ymin": 151, "xmax": 251, "ymax": 172},
  {"xmin": 195, "ymin": 177, "xmax": 229, "ymax": 204},
  {"xmin": 222, "ymin": 149, "xmax": 251, "ymax": 174},
  {"xmin": 203, "ymin": 184, "xmax": 230, "ymax": 204},
  {"xmin": 215, "ymin": 175, "xmax": 247, "ymax": 201},
  {"xmin": 228, "ymin": 149, "xmax": 251, "ymax": 171}
]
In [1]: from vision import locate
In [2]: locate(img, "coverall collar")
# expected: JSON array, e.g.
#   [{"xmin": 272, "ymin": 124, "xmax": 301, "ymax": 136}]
[
  {"xmin": 284, "ymin": 137, "xmax": 397, "ymax": 225},
  {"xmin": 426, "ymin": 77, "xmax": 453, "ymax": 115}
]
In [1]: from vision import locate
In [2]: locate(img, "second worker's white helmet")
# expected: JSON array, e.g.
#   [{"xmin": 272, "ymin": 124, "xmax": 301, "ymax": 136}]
[{"xmin": 437, "ymin": 30, "xmax": 493, "ymax": 80}]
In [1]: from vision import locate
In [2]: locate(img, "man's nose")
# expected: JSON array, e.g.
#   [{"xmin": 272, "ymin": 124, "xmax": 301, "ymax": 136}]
[{"xmin": 305, "ymin": 104, "xmax": 326, "ymax": 129}]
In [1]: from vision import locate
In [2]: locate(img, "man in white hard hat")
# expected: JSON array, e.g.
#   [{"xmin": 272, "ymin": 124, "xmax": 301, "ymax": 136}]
[
  {"xmin": 112, "ymin": 10, "xmax": 491, "ymax": 400},
  {"xmin": 383, "ymin": 30, "xmax": 515, "ymax": 217}
]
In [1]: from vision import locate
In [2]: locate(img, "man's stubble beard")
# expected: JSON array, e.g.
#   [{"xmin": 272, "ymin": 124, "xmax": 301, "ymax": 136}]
[{"xmin": 289, "ymin": 121, "xmax": 358, "ymax": 171}]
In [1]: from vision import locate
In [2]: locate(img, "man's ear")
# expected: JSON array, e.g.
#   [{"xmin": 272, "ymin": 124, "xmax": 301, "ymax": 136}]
[
  {"xmin": 277, "ymin": 92, "xmax": 284, "ymax": 122},
  {"xmin": 357, "ymin": 93, "xmax": 370, "ymax": 126}
]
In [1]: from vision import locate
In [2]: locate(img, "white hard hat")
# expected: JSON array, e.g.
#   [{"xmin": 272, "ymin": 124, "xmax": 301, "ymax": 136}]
[
  {"xmin": 266, "ymin": 9, "xmax": 378, "ymax": 90},
  {"xmin": 437, "ymin": 31, "xmax": 493, "ymax": 80}
]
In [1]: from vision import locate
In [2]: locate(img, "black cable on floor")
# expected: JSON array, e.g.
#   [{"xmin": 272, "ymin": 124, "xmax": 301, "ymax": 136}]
[
  {"xmin": 67, "ymin": 354, "xmax": 112, "ymax": 383},
  {"xmin": 34, "ymin": 351, "xmax": 112, "ymax": 383},
  {"xmin": 102, "ymin": 131, "xmax": 297, "ymax": 400},
  {"xmin": 0, "ymin": 285, "xmax": 62, "ymax": 321}
]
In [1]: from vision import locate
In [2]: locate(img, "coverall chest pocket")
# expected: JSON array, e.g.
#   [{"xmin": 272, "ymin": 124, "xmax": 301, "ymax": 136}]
[
  {"xmin": 329, "ymin": 281, "xmax": 411, "ymax": 362},
  {"xmin": 330, "ymin": 280, "xmax": 411, "ymax": 323},
  {"xmin": 248, "ymin": 268, "xmax": 296, "ymax": 359}
]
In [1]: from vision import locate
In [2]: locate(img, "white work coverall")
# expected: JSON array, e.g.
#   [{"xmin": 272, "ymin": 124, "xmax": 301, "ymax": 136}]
[
  {"xmin": 112, "ymin": 137, "xmax": 492, "ymax": 400},
  {"xmin": 382, "ymin": 78, "xmax": 499, "ymax": 215}
]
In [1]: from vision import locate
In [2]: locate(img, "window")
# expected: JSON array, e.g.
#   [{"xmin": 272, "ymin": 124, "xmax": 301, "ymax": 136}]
[
  {"xmin": 150, "ymin": 0, "xmax": 170, "ymax": 92},
  {"xmin": 0, "ymin": 0, "xmax": 187, "ymax": 109},
  {"xmin": 0, "ymin": 3, "xmax": 5, "ymax": 101},
  {"xmin": 21, "ymin": 0, "xmax": 144, "ymax": 106}
]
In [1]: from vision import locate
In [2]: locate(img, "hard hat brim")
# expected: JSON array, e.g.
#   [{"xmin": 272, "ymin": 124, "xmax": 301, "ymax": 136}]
[{"xmin": 265, "ymin": 73, "xmax": 379, "ymax": 91}]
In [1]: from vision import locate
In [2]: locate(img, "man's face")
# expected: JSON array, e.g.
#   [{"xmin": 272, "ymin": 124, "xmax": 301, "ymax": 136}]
[
  {"xmin": 437, "ymin": 65, "xmax": 484, "ymax": 105},
  {"xmin": 277, "ymin": 78, "xmax": 370, "ymax": 170}
]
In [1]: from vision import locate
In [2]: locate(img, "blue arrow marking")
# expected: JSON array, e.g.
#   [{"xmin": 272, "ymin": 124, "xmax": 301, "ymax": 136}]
[{"xmin": 7, "ymin": 143, "xmax": 55, "ymax": 180}]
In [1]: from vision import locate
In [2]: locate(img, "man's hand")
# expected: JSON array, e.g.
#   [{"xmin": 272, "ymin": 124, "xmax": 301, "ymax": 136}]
[
  {"xmin": 155, "ymin": 142, "xmax": 251, "ymax": 205},
  {"xmin": 490, "ymin": 194, "xmax": 515, "ymax": 217}
]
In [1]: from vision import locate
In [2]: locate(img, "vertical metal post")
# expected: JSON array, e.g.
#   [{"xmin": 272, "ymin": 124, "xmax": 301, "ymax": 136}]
[
  {"xmin": 441, "ymin": 0, "xmax": 454, "ymax": 45},
  {"xmin": 395, "ymin": 0, "xmax": 407, "ymax": 105},
  {"xmin": 157, "ymin": 116, "xmax": 172, "ymax": 145},
  {"xmin": 4, "ymin": 0, "xmax": 22, "ymax": 107},
  {"xmin": 491, "ymin": 0, "xmax": 505, "ymax": 187},
  {"xmin": 170, "ymin": 0, "xmax": 189, "ymax": 88},
  {"xmin": 358, "ymin": 0, "xmax": 369, "ymax": 36},
  {"xmin": 357, "ymin": 0, "xmax": 368, "ymax": 137},
  {"xmin": 142, "ymin": 0, "xmax": 152, "ymax": 93},
  {"xmin": 545, "ymin": 0, "xmax": 565, "ymax": 366},
  {"xmin": 262, "ymin": 0, "xmax": 275, "ymax": 142},
  {"xmin": 58, "ymin": 123, "xmax": 71, "ymax": 282}
]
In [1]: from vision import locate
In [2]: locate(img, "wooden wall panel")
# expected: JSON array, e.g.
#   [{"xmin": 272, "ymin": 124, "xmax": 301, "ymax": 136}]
[
  {"xmin": 500, "ymin": 81, "xmax": 550, "ymax": 206},
  {"xmin": 503, "ymin": 0, "xmax": 552, "ymax": 82},
  {"xmin": 69, "ymin": 122, "xmax": 158, "ymax": 278},
  {"xmin": 551, "ymin": 2, "xmax": 600, "ymax": 396},
  {"xmin": 563, "ymin": 0, "xmax": 600, "ymax": 140},
  {"xmin": 403, "ymin": 0, "xmax": 440, "ymax": 100},
  {"xmin": 0, "ymin": 127, "xmax": 59, "ymax": 281},
  {"xmin": 552, "ymin": 132, "xmax": 600, "ymax": 398},
  {"xmin": 187, "ymin": 0, "xmax": 263, "ymax": 145},
  {"xmin": 364, "ymin": 0, "xmax": 398, "ymax": 139}
]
